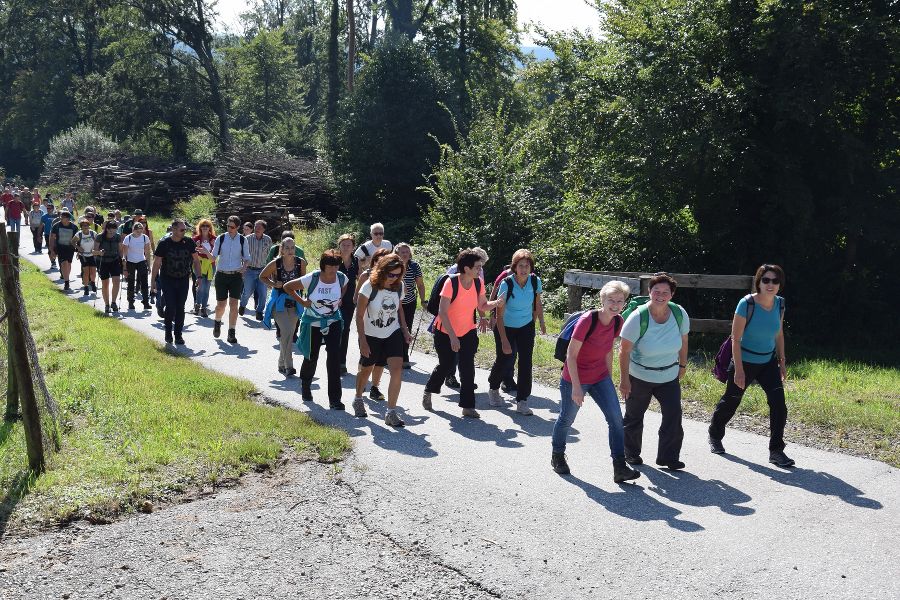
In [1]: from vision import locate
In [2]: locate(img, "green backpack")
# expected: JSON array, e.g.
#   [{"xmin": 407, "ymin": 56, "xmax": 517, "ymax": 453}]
[{"xmin": 620, "ymin": 296, "xmax": 685, "ymax": 343}]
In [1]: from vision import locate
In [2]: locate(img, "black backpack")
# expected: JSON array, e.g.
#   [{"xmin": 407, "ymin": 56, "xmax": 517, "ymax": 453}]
[
  {"xmin": 426, "ymin": 274, "xmax": 482, "ymax": 316},
  {"xmin": 502, "ymin": 273, "xmax": 539, "ymax": 309},
  {"xmin": 554, "ymin": 310, "xmax": 623, "ymax": 362}
]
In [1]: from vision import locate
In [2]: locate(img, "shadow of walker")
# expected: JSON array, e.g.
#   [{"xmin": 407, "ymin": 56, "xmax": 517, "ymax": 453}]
[
  {"xmin": 721, "ymin": 454, "xmax": 883, "ymax": 509},
  {"xmin": 640, "ymin": 467, "xmax": 755, "ymax": 516},
  {"xmin": 564, "ymin": 474, "xmax": 705, "ymax": 532}
]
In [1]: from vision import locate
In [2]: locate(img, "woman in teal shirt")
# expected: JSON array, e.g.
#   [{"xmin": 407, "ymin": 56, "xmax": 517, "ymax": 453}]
[
  {"xmin": 708, "ymin": 264, "xmax": 793, "ymax": 467},
  {"xmin": 487, "ymin": 249, "xmax": 546, "ymax": 415}
]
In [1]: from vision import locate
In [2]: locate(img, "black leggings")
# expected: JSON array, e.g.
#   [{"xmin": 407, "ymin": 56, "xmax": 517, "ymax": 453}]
[
  {"xmin": 126, "ymin": 260, "xmax": 149, "ymax": 304},
  {"xmin": 709, "ymin": 357, "xmax": 786, "ymax": 451},
  {"xmin": 488, "ymin": 321, "xmax": 534, "ymax": 401},
  {"xmin": 426, "ymin": 329, "xmax": 478, "ymax": 408},
  {"xmin": 338, "ymin": 300, "xmax": 355, "ymax": 367},
  {"xmin": 300, "ymin": 324, "xmax": 343, "ymax": 403}
]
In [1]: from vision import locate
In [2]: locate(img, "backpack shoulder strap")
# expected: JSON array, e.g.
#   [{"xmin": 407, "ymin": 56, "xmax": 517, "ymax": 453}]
[
  {"xmin": 504, "ymin": 275, "xmax": 515, "ymax": 301},
  {"xmin": 214, "ymin": 233, "xmax": 225, "ymax": 256},
  {"xmin": 613, "ymin": 314, "xmax": 624, "ymax": 337},
  {"xmin": 475, "ymin": 277, "xmax": 482, "ymax": 296},
  {"xmin": 450, "ymin": 275, "xmax": 460, "ymax": 302},
  {"xmin": 777, "ymin": 295, "xmax": 785, "ymax": 318},
  {"xmin": 585, "ymin": 310, "xmax": 600, "ymax": 340},
  {"xmin": 337, "ymin": 271, "xmax": 347, "ymax": 288},
  {"xmin": 668, "ymin": 302, "xmax": 684, "ymax": 330},
  {"xmin": 744, "ymin": 294, "xmax": 756, "ymax": 325},
  {"xmin": 308, "ymin": 271, "xmax": 321, "ymax": 296},
  {"xmin": 638, "ymin": 303, "xmax": 650, "ymax": 340}
]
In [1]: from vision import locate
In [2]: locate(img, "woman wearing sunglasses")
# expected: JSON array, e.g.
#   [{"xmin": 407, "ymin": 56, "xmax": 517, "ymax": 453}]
[
  {"xmin": 353, "ymin": 253, "xmax": 411, "ymax": 426},
  {"xmin": 708, "ymin": 264, "xmax": 793, "ymax": 467}
]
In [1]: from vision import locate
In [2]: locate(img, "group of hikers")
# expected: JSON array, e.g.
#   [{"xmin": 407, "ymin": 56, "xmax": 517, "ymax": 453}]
[{"xmin": 3, "ymin": 189, "xmax": 794, "ymax": 483}]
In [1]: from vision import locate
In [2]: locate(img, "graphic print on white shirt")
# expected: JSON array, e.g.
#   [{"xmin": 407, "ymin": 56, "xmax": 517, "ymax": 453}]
[{"xmin": 359, "ymin": 280, "xmax": 403, "ymax": 338}]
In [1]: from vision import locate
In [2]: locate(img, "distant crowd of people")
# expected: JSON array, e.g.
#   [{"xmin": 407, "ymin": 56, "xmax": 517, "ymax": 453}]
[{"xmin": 3, "ymin": 185, "xmax": 794, "ymax": 482}]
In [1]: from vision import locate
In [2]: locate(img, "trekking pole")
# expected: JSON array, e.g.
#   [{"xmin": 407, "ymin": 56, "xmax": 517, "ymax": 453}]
[{"xmin": 410, "ymin": 307, "xmax": 426, "ymax": 354}]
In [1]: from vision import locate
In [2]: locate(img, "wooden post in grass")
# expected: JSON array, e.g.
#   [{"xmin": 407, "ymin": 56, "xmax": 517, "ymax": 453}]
[
  {"xmin": 5, "ymin": 228, "xmax": 20, "ymax": 419},
  {"xmin": 0, "ymin": 224, "xmax": 45, "ymax": 472}
]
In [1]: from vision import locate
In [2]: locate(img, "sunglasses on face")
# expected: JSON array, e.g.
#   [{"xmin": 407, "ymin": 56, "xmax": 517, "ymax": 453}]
[
  {"xmin": 387, "ymin": 271, "xmax": 402, "ymax": 279},
  {"xmin": 372, "ymin": 232, "xmax": 384, "ymax": 236},
  {"xmin": 761, "ymin": 277, "xmax": 780, "ymax": 285}
]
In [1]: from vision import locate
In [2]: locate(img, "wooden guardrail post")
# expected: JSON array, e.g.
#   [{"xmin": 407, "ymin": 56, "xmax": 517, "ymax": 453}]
[{"xmin": 0, "ymin": 224, "xmax": 46, "ymax": 472}]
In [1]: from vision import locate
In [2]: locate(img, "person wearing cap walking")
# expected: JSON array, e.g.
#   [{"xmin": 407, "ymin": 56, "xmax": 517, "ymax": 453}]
[
  {"xmin": 239, "ymin": 220, "xmax": 273, "ymax": 321},
  {"xmin": 73, "ymin": 218, "xmax": 98, "ymax": 295},
  {"xmin": 50, "ymin": 210, "xmax": 79, "ymax": 290},
  {"xmin": 28, "ymin": 200, "xmax": 44, "ymax": 252}
]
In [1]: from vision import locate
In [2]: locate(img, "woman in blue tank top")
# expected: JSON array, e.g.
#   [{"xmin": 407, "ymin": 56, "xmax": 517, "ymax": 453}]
[{"xmin": 708, "ymin": 264, "xmax": 793, "ymax": 467}]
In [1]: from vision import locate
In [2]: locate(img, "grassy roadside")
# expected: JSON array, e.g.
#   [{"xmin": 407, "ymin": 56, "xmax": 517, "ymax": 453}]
[
  {"xmin": 0, "ymin": 263, "xmax": 349, "ymax": 532},
  {"xmin": 411, "ymin": 324, "xmax": 900, "ymax": 467}
]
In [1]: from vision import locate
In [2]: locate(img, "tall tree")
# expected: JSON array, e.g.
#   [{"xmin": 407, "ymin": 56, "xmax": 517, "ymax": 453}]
[
  {"xmin": 383, "ymin": 0, "xmax": 434, "ymax": 39},
  {"xmin": 346, "ymin": 0, "xmax": 357, "ymax": 90},
  {"xmin": 326, "ymin": 0, "xmax": 341, "ymax": 127}
]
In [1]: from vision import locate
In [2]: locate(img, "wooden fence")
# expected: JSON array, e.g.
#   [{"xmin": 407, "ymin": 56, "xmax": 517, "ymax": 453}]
[{"xmin": 564, "ymin": 270, "xmax": 754, "ymax": 334}]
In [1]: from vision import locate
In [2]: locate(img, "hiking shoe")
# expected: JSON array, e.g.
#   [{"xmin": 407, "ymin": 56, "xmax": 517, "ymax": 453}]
[
  {"xmin": 769, "ymin": 450, "xmax": 795, "ymax": 468},
  {"xmin": 488, "ymin": 389, "xmax": 505, "ymax": 407},
  {"xmin": 227, "ymin": 329, "xmax": 237, "ymax": 344},
  {"xmin": 286, "ymin": 368, "xmax": 296, "ymax": 377},
  {"xmin": 352, "ymin": 397, "xmax": 367, "ymax": 417},
  {"xmin": 369, "ymin": 386, "xmax": 385, "ymax": 402},
  {"xmin": 551, "ymin": 452, "xmax": 570, "ymax": 475},
  {"xmin": 164, "ymin": 331, "xmax": 173, "ymax": 344},
  {"xmin": 625, "ymin": 455, "xmax": 643, "ymax": 466},
  {"xmin": 422, "ymin": 391, "xmax": 433, "ymax": 411},
  {"xmin": 301, "ymin": 381, "xmax": 313, "ymax": 402},
  {"xmin": 238, "ymin": 306, "xmax": 246, "ymax": 316},
  {"xmin": 200, "ymin": 307, "xmax": 208, "ymax": 317},
  {"xmin": 213, "ymin": 320, "xmax": 222, "ymax": 338},
  {"xmin": 255, "ymin": 311, "xmax": 263, "ymax": 321},
  {"xmin": 708, "ymin": 436, "xmax": 726, "ymax": 454},
  {"xmin": 384, "ymin": 410, "xmax": 405, "ymax": 428},
  {"xmin": 340, "ymin": 363, "xmax": 348, "ymax": 375},
  {"xmin": 143, "ymin": 302, "xmax": 151, "ymax": 311},
  {"xmin": 278, "ymin": 366, "xmax": 286, "ymax": 374},
  {"xmin": 128, "ymin": 302, "xmax": 135, "ymax": 310},
  {"xmin": 329, "ymin": 401, "xmax": 346, "ymax": 411},
  {"xmin": 515, "ymin": 400, "xmax": 533, "ymax": 415},
  {"xmin": 174, "ymin": 336, "xmax": 185, "ymax": 345},
  {"xmin": 104, "ymin": 304, "xmax": 111, "ymax": 315},
  {"xmin": 461, "ymin": 408, "xmax": 480, "ymax": 419},
  {"xmin": 157, "ymin": 304, "xmax": 164, "ymax": 318},
  {"xmin": 445, "ymin": 375, "xmax": 461, "ymax": 388},
  {"xmin": 613, "ymin": 459, "xmax": 641, "ymax": 483},
  {"xmin": 83, "ymin": 287, "xmax": 89, "ymax": 297},
  {"xmin": 656, "ymin": 460, "xmax": 686, "ymax": 471},
  {"xmin": 193, "ymin": 304, "xmax": 200, "ymax": 315},
  {"xmin": 90, "ymin": 283, "xmax": 97, "ymax": 292},
  {"xmin": 111, "ymin": 303, "xmax": 119, "ymax": 313},
  {"xmin": 63, "ymin": 281, "xmax": 71, "ymax": 291}
]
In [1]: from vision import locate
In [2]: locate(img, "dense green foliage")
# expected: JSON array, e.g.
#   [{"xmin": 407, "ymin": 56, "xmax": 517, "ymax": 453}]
[{"xmin": 0, "ymin": 0, "xmax": 896, "ymax": 345}]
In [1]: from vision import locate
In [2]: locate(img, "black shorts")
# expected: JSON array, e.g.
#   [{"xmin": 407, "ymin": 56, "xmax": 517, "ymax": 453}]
[
  {"xmin": 98, "ymin": 260, "xmax": 123, "ymax": 280},
  {"xmin": 360, "ymin": 329, "xmax": 405, "ymax": 367},
  {"xmin": 79, "ymin": 255, "xmax": 96, "ymax": 268},
  {"xmin": 215, "ymin": 271, "xmax": 243, "ymax": 301},
  {"xmin": 56, "ymin": 246, "xmax": 75, "ymax": 264}
]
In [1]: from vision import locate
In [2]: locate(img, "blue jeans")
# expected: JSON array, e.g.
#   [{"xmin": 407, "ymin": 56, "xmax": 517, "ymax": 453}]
[
  {"xmin": 240, "ymin": 268, "xmax": 267, "ymax": 311},
  {"xmin": 552, "ymin": 376, "xmax": 625, "ymax": 459},
  {"xmin": 8, "ymin": 217, "xmax": 21, "ymax": 232},
  {"xmin": 196, "ymin": 276, "xmax": 212, "ymax": 308}
]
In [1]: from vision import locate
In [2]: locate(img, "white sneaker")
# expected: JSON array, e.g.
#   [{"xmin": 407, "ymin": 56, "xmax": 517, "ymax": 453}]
[
  {"xmin": 516, "ymin": 400, "xmax": 533, "ymax": 415},
  {"xmin": 488, "ymin": 389, "xmax": 505, "ymax": 407}
]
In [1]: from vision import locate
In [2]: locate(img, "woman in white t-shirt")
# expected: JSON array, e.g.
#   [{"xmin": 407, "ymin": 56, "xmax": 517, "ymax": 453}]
[
  {"xmin": 72, "ymin": 218, "xmax": 97, "ymax": 296},
  {"xmin": 353, "ymin": 222, "xmax": 392, "ymax": 269},
  {"xmin": 284, "ymin": 250, "xmax": 348, "ymax": 410},
  {"xmin": 121, "ymin": 222, "xmax": 152, "ymax": 311},
  {"xmin": 352, "ymin": 253, "xmax": 411, "ymax": 426}
]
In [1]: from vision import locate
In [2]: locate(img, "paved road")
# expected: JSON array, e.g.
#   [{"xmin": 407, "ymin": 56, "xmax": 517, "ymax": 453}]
[{"xmin": 11, "ymin": 244, "xmax": 900, "ymax": 599}]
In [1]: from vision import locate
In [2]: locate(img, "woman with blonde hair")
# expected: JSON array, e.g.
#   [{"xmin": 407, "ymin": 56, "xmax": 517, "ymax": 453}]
[
  {"xmin": 261, "ymin": 237, "xmax": 303, "ymax": 377},
  {"xmin": 394, "ymin": 242, "xmax": 427, "ymax": 368},
  {"xmin": 192, "ymin": 219, "xmax": 217, "ymax": 317},
  {"xmin": 487, "ymin": 249, "xmax": 546, "ymax": 414},
  {"xmin": 353, "ymin": 253, "xmax": 411, "ymax": 426},
  {"xmin": 337, "ymin": 233, "xmax": 360, "ymax": 373},
  {"xmin": 551, "ymin": 280, "xmax": 640, "ymax": 483}
]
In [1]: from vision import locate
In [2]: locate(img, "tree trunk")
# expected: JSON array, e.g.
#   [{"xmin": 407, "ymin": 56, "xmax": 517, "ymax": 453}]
[
  {"xmin": 326, "ymin": 0, "xmax": 341, "ymax": 128},
  {"xmin": 457, "ymin": 0, "xmax": 469, "ymax": 129},
  {"xmin": 370, "ymin": 0, "xmax": 379, "ymax": 45},
  {"xmin": 346, "ymin": 0, "xmax": 356, "ymax": 91}
]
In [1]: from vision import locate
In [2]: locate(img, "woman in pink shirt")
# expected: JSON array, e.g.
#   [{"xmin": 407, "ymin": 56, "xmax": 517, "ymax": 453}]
[{"xmin": 551, "ymin": 280, "xmax": 640, "ymax": 483}]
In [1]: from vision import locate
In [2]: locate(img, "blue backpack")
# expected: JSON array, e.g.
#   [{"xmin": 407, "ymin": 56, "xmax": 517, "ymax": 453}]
[{"xmin": 555, "ymin": 310, "xmax": 623, "ymax": 362}]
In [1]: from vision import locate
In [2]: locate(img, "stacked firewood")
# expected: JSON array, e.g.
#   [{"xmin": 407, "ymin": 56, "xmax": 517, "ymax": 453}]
[
  {"xmin": 212, "ymin": 152, "xmax": 335, "ymax": 235},
  {"xmin": 81, "ymin": 162, "xmax": 214, "ymax": 212}
]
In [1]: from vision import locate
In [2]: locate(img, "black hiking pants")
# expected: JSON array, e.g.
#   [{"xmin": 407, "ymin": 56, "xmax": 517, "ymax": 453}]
[
  {"xmin": 126, "ymin": 260, "xmax": 149, "ymax": 304},
  {"xmin": 623, "ymin": 376, "xmax": 684, "ymax": 464},
  {"xmin": 426, "ymin": 329, "xmax": 478, "ymax": 408},
  {"xmin": 709, "ymin": 357, "xmax": 786, "ymax": 452},
  {"xmin": 488, "ymin": 321, "xmax": 534, "ymax": 401}
]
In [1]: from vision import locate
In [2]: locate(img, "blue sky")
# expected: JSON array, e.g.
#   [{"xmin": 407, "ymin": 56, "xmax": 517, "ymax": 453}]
[{"xmin": 214, "ymin": 0, "xmax": 603, "ymax": 43}]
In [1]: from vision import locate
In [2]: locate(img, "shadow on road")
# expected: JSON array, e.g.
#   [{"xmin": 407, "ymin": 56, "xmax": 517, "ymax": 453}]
[
  {"xmin": 640, "ymin": 466, "xmax": 755, "ymax": 516},
  {"xmin": 564, "ymin": 474, "xmax": 705, "ymax": 532},
  {"xmin": 721, "ymin": 454, "xmax": 883, "ymax": 509},
  {"xmin": 432, "ymin": 409, "xmax": 524, "ymax": 448}
]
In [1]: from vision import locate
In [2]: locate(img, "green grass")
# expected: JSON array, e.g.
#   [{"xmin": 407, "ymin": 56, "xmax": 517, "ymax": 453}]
[{"xmin": 0, "ymin": 263, "xmax": 349, "ymax": 530}]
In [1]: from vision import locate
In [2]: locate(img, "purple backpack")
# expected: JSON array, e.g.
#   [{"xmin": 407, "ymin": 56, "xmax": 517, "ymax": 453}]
[{"xmin": 712, "ymin": 295, "xmax": 783, "ymax": 382}]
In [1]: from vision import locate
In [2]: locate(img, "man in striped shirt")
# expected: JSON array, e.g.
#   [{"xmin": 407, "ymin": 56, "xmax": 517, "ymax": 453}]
[{"xmin": 240, "ymin": 220, "xmax": 273, "ymax": 321}]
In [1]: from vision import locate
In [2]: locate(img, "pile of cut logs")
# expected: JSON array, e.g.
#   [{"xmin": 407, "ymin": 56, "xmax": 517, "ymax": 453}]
[
  {"xmin": 81, "ymin": 162, "xmax": 214, "ymax": 212},
  {"xmin": 212, "ymin": 152, "xmax": 335, "ymax": 235}
]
